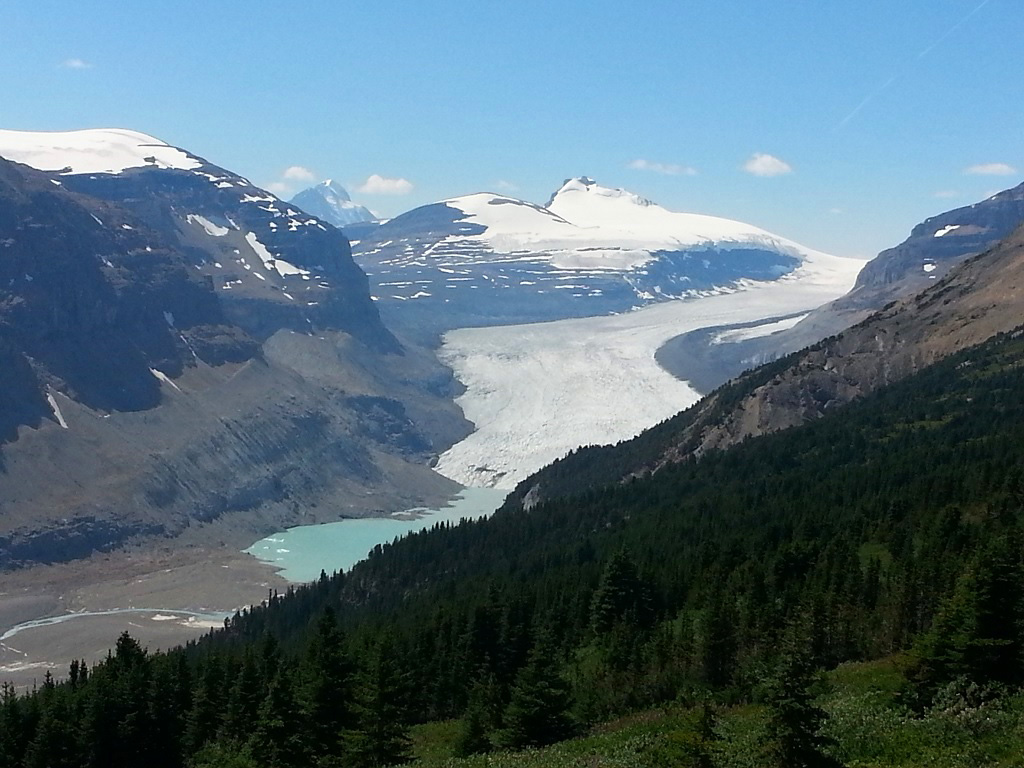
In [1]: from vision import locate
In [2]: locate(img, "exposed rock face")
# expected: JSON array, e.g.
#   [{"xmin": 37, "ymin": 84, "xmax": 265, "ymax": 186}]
[
  {"xmin": 672, "ymin": 222, "xmax": 1024, "ymax": 462},
  {"xmin": 755, "ymin": 181, "xmax": 1024, "ymax": 354},
  {"xmin": 56, "ymin": 158, "xmax": 396, "ymax": 351},
  {"xmin": 0, "ymin": 156, "xmax": 254, "ymax": 440},
  {"xmin": 0, "ymin": 152, "xmax": 467, "ymax": 569},
  {"xmin": 653, "ymin": 182, "xmax": 1024, "ymax": 401}
]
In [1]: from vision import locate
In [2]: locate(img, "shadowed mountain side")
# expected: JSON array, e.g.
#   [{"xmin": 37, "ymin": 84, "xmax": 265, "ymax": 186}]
[
  {"xmin": 0, "ymin": 144, "xmax": 468, "ymax": 569},
  {"xmin": 0, "ymin": 330, "xmax": 468, "ymax": 568}
]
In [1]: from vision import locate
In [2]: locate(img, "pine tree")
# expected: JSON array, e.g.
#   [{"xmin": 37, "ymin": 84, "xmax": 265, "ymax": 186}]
[
  {"xmin": 496, "ymin": 630, "xmax": 576, "ymax": 750},
  {"xmin": 345, "ymin": 637, "xmax": 413, "ymax": 767},
  {"xmin": 761, "ymin": 623, "xmax": 843, "ymax": 768},
  {"xmin": 250, "ymin": 667, "xmax": 305, "ymax": 768},
  {"xmin": 453, "ymin": 677, "xmax": 497, "ymax": 757},
  {"xmin": 908, "ymin": 533, "xmax": 1024, "ymax": 704},
  {"xmin": 590, "ymin": 549, "xmax": 653, "ymax": 634},
  {"xmin": 299, "ymin": 608, "xmax": 355, "ymax": 764}
]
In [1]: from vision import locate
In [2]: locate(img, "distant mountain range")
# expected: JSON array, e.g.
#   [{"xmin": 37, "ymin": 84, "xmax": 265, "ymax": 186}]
[
  {"xmin": 290, "ymin": 179, "xmax": 377, "ymax": 229},
  {"xmin": 352, "ymin": 176, "xmax": 862, "ymax": 339},
  {"xmin": 0, "ymin": 129, "xmax": 464, "ymax": 567}
]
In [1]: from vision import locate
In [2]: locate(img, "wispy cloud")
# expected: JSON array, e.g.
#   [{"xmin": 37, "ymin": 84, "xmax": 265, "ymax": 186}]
[
  {"xmin": 743, "ymin": 153, "xmax": 792, "ymax": 177},
  {"xmin": 836, "ymin": 0, "xmax": 992, "ymax": 129},
  {"xmin": 627, "ymin": 158, "xmax": 697, "ymax": 176},
  {"xmin": 282, "ymin": 165, "xmax": 316, "ymax": 182},
  {"xmin": 964, "ymin": 163, "xmax": 1017, "ymax": 176},
  {"xmin": 357, "ymin": 174, "xmax": 414, "ymax": 195},
  {"xmin": 934, "ymin": 189, "xmax": 959, "ymax": 199},
  {"xmin": 61, "ymin": 58, "xmax": 92, "ymax": 70},
  {"xmin": 495, "ymin": 180, "xmax": 519, "ymax": 192},
  {"xmin": 265, "ymin": 181, "xmax": 292, "ymax": 195}
]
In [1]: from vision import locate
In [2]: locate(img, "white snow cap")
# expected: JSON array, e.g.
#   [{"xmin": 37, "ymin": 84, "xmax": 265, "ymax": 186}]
[
  {"xmin": 0, "ymin": 128, "xmax": 202, "ymax": 175},
  {"xmin": 546, "ymin": 176, "xmax": 779, "ymax": 245},
  {"xmin": 437, "ymin": 177, "xmax": 841, "ymax": 265}
]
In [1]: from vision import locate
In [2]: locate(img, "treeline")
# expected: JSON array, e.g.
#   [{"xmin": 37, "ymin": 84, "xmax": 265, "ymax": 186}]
[{"xmin": 4, "ymin": 328, "xmax": 1024, "ymax": 767}]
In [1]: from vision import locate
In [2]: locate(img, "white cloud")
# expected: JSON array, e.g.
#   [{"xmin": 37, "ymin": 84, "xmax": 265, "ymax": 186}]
[
  {"xmin": 61, "ymin": 58, "xmax": 92, "ymax": 70},
  {"xmin": 743, "ymin": 153, "xmax": 793, "ymax": 177},
  {"xmin": 964, "ymin": 162, "xmax": 1017, "ymax": 176},
  {"xmin": 283, "ymin": 165, "xmax": 316, "ymax": 182},
  {"xmin": 495, "ymin": 180, "xmax": 519, "ymax": 192},
  {"xmin": 934, "ymin": 190, "xmax": 959, "ymax": 199},
  {"xmin": 627, "ymin": 158, "xmax": 697, "ymax": 176},
  {"xmin": 357, "ymin": 174, "xmax": 414, "ymax": 195},
  {"xmin": 829, "ymin": 208, "xmax": 843, "ymax": 215},
  {"xmin": 265, "ymin": 181, "xmax": 292, "ymax": 195}
]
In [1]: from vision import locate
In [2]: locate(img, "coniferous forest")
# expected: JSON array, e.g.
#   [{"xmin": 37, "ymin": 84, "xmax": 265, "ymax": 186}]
[{"xmin": 5, "ymin": 327, "xmax": 1024, "ymax": 767}]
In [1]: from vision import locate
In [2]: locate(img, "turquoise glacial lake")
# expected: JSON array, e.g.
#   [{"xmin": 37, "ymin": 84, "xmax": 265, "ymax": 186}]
[{"xmin": 245, "ymin": 487, "xmax": 509, "ymax": 583}]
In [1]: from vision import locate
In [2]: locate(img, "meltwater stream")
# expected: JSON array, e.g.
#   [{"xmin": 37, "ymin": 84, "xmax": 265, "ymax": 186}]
[
  {"xmin": 1, "ymin": 609, "xmax": 227, "ymax": 643},
  {"xmin": 245, "ymin": 487, "xmax": 508, "ymax": 583}
]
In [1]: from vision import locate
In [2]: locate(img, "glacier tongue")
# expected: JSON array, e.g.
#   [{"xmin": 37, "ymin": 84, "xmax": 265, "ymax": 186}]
[{"xmin": 434, "ymin": 265, "xmax": 860, "ymax": 490}]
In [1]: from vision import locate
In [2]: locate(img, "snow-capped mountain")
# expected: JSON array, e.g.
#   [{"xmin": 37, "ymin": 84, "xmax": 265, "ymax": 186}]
[
  {"xmin": 0, "ymin": 128, "xmax": 390, "ymax": 346},
  {"xmin": 290, "ymin": 179, "xmax": 377, "ymax": 229},
  {"xmin": 353, "ymin": 177, "xmax": 862, "ymax": 338},
  {"xmin": 0, "ymin": 129, "xmax": 464, "ymax": 567}
]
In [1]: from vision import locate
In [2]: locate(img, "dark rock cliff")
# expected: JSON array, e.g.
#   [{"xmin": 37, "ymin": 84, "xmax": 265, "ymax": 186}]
[{"xmin": 0, "ymin": 155, "xmax": 467, "ymax": 569}]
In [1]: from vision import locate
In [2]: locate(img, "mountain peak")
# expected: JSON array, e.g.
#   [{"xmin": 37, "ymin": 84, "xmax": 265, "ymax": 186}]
[
  {"xmin": 546, "ymin": 176, "xmax": 654, "ymax": 210},
  {"xmin": 291, "ymin": 179, "xmax": 375, "ymax": 228},
  {"xmin": 316, "ymin": 178, "xmax": 351, "ymax": 201}
]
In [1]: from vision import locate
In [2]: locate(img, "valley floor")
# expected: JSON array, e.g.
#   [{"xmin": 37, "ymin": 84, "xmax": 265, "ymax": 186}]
[{"xmin": 0, "ymin": 543, "xmax": 289, "ymax": 689}]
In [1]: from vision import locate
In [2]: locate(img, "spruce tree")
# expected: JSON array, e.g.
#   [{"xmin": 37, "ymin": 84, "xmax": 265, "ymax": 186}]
[
  {"xmin": 220, "ymin": 648, "xmax": 263, "ymax": 745},
  {"xmin": 761, "ymin": 624, "xmax": 843, "ymax": 768},
  {"xmin": 299, "ymin": 608, "xmax": 355, "ymax": 764},
  {"xmin": 250, "ymin": 668, "xmax": 305, "ymax": 768},
  {"xmin": 345, "ymin": 637, "xmax": 413, "ymax": 767},
  {"xmin": 697, "ymin": 585, "xmax": 737, "ymax": 689},
  {"xmin": 908, "ymin": 533, "xmax": 1024, "ymax": 704},
  {"xmin": 453, "ymin": 677, "xmax": 497, "ymax": 757},
  {"xmin": 590, "ymin": 549, "xmax": 652, "ymax": 634},
  {"xmin": 496, "ymin": 629, "xmax": 576, "ymax": 750}
]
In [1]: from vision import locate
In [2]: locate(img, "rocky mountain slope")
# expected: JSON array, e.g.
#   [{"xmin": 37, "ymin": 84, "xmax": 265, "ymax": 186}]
[
  {"xmin": 655, "ymin": 181, "xmax": 1024, "ymax": 394},
  {"xmin": 290, "ymin": 179, "xmax": 377, "ymax": 229},
  {"xmin": 0, "ymin": 131, "xmax": 467, "ymax": 568},
  {"xmin": 509, "ymin": 214, "xmax": 1024, "ymax": 507},
  {"xmin": 352, "ymin": 177, "xmax": 861, "ymax": 340}
]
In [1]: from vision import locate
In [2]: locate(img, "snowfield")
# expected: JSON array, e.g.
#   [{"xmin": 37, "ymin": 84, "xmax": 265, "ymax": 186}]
[
  {"xmin": 427, "ymin": 178, "xmax": 835, "ymax": 273},
  {"xmin": 0, "ymin": 128, "xmax": 201, "ymax": 175},
  {"xmin": 434, "ymin": 257, "xmax": 862, "ymax": 489}
]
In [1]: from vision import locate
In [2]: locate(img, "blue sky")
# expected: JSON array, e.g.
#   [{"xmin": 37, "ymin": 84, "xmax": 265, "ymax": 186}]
[{"xmin": 1, "ymin": 0, "xmax": 1021, "ymax": 258}]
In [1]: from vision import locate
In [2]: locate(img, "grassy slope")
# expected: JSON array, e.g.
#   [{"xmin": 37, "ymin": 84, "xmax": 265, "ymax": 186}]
[{"xmin": 408, "ymin": 657, "xmax": 1024, "ymax": 768}]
